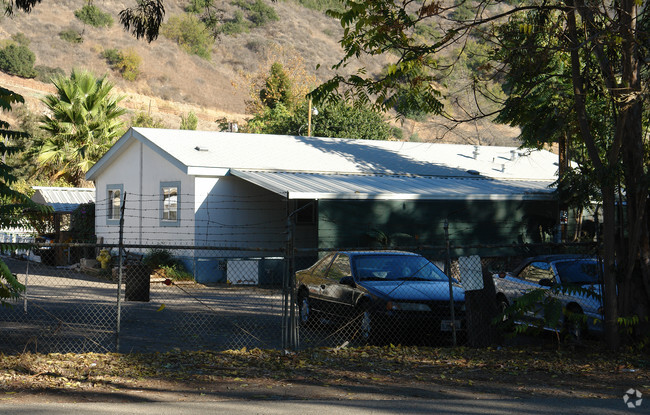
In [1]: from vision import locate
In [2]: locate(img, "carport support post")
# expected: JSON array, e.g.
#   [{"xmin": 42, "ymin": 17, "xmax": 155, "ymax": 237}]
[
  {"xmin": 116, "ymin": 192, "xmax": 127, "ymax": 352},
  {"xmin": 444, "ymin": 219, "xmax": 457, "ymax": 346}
]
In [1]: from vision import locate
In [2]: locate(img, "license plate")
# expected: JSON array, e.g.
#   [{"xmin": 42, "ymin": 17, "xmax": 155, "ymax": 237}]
[{"xmin": 441, "ymin": 320, "xmax": 461, "ymax": 331}]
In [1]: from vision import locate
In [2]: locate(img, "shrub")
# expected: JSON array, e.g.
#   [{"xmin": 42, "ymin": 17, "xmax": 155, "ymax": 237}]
[
  {"xmin": 217, "ymin": 10, "xmax": 249, "ymax": 35},
  {"xmin": 11, "ymin": 32, "xmax": 30, "ymax": 46},
  {"xmin": 185, "ymin": 0, "xmax": 214, "ymax": 14},
  {"xmin": 34, "ymin": 65, "xmax": 66, "ymax": 83},
  {"xmin": 131, "ymin": 111, "xmax": 167, "ymax": 128},
  {"xmin": 232, "ymin": 0, "xmax": 278, "ymax": 27},
  {"xmin": 143, "ymin": 249, "xmax": 175, "ymax": 269},
  {"xmin": 180, "ymin": 111, "xmax": 198, "ymax": 130},
  {"xmin": 0, "ymin": 43, "xmax": 37, "ymax": 78},
  {"xmin": 160, "ymin": 264, "xmax": 194, "ymax": 281},
  {"xmin": 292, "ymin": 0, "xmax": 344, "ymax": 13},
  {"xmin": 59, "ymin": 28, "xmax": 83, "ymax": 44},
  {"xmin": 74, "ymin": 4, "xmax": 114, "ymax": 28},
  {"xmin": 102, "ymin": 48, "xmax": 141, "ymax": 81},
  {"xmin": 161, "ymin": 14, "xmax": 212, "ymax": 59},
  {"xmin": 143, "ymin": 249, "xmax": 193, "ymax": 282}
]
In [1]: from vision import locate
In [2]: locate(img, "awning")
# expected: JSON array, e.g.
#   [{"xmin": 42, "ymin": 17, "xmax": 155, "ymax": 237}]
[
  {"xmin": 230, "ymin": 170, "xmax": 556, "ymax": 201},
  {"xmin": 31, "ymin": 187, "xmax": 96, "ymax": 213}
]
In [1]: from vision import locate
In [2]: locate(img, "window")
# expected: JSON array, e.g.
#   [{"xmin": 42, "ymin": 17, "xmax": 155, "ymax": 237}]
[
  {"xmin": 106, "ymin": 184, "xmax": 123, "ymax": 224},
  {"xmin": 294, "ymin": 199, "xmax": 316, "ymax": 225},
  {"xmin": 312, "ymin": 253, "xmax": 334, "ymax": 278},
  {"xmin": 160, "ymin": 181, "xmax": 180, "ymax": 226},
  {"xmin": 327, "ymin": 254, "xmax": 351, "ymax": 281},
  {"xmin": 519, "ymin": 262, "xmax": 555, "ymax": 284}
]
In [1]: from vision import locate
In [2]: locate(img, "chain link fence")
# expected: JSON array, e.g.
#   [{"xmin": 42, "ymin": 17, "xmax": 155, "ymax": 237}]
[
  {"xmin": 1, "ymin": 240, "xmax": 602, "ymax": 354},
  {"xmin": 1, "ymin": 243, "xmax": 287, "ymax": 354},
  {"xmin": 293, "ymin": 242, "xmax": 602, "ymax": 349}
]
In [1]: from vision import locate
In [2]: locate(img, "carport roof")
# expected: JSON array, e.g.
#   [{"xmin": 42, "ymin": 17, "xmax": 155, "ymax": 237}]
[
  {"xmin": 230, "ymin": 170, "xmax": 556, "ymax": 201},
  {"xmin": 31, "ymin": 186, "xmax": 96, "ymax": 213}
]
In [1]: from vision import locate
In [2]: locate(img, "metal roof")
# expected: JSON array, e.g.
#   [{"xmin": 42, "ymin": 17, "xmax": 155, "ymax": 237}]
[
  {"xmin": 230, "ymin": 170, "xmax": 555, "ymax": 201},
  {"xmin": 31, "ymin": 187, "xmax": 96, "ymax": 213},
  {"xmin": 86, "ymin": 128, "xmax": 561, "ymax": 182}
]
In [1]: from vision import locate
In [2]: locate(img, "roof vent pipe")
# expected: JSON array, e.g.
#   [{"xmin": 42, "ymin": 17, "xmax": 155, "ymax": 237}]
[
  {"xmin": 473, "ymin": 145, "xmax": 479, "ymax": 159},
  {"xmin": 510, "ymin": 150, "xmax": 516, "ymax": 160}
]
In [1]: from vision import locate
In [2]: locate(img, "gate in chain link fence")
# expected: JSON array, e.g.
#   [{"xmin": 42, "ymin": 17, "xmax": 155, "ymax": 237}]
[{"xmin": 0, "ymin": 240, "xmax": 601, "ymax": 354}]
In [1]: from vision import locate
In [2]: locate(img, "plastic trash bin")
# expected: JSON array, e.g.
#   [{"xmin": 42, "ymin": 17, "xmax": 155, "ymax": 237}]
[{"xmin": 125, "ymin": 264, "xmax": 151, "ymax": 302}]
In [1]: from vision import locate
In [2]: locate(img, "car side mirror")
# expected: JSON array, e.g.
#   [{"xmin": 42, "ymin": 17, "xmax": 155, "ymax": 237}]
[
  {"xmin": 538, "ymin": 278, "xmax": 554, "ymax": 287},
  {"xmin": 339, "ymin": 276, "xmax": 356, "ymax": 287}
]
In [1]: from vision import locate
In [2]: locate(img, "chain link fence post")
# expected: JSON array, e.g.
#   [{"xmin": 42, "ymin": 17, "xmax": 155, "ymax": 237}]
[
  {"xmin": 444, "ymin": 219, "xmax": 458, "ymax": 346},
  {"xmin": 116, "ymin": 192, "xmax": 126, "ymax": 352}
]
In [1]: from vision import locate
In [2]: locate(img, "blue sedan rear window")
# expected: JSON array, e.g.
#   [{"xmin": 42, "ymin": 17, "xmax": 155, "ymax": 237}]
[{"xmin": 555, "ymin": 260, "xmax": 600, "ymax": 285}]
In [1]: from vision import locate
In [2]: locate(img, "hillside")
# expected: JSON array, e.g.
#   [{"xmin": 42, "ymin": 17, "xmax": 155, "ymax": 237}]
[{"xmin": 0, "ymin": 0, "xmax": 520, "ymax": 144}]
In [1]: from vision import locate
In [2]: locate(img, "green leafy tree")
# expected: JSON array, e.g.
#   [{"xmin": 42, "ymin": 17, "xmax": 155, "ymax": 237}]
[
  {"xmin": 314, "ymin": 0, "xmax": 649, "ymax": 349},
  {"xmin": 0, "ymin": 0, "xmax": 163, "ymax": 306},
  {"xmin": 259, "ymin": 62, "xmax": 294, "ymax": 109},
  {"xmin": 247, "ymin": 60, "xmax": 394, "ymax": 139},
  {"xmin": 0, "ymin": 87, "xmax": 49, "ymax": 307},
  {"xmin": 161, "ymin": 13, "xmax": 212, "ymax": 59},
  {"xmin": 30, "ymin": 69, "xmax": 126, "ymax": 186},
  {"xmin": 247, "ymin": 100, "xmax": 394, "ymax": 140}
]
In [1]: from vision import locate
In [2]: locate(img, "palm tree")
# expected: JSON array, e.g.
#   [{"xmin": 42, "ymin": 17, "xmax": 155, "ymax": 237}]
[{"xmin": 33, "ymin": 69, "xmax": 126, "ymax": 186}]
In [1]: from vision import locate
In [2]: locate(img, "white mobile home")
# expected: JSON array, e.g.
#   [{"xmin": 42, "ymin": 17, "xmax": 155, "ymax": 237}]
[{"xmin": 86, "ymin": 128, "xmax": 561, "ymax": 282}]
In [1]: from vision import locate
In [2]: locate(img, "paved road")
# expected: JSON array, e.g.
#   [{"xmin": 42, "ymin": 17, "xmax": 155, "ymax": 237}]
[{"xmin": 0, "ymin": 398, "xmax": 639, "ymax": 415}]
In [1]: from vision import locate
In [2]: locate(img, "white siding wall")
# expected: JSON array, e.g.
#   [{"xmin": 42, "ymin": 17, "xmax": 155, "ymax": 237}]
[
  {"xmin": 194, "ymin": 176, "xmax": 286, "ymax": 253},
  {"xmin": 94, "ymin": 140, "xmax": 195, "ymax": 246}
]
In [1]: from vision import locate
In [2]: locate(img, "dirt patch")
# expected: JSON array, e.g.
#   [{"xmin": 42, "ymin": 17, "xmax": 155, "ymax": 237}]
[{"xmin": 1, "ymin": 344, "xmax": 647, "ymax": 403}]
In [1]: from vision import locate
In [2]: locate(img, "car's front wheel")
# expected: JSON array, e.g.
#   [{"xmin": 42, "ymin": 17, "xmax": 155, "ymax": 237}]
[
  {"xmin": 359, "ymin": 309, "xmax": 372, "ymax": 341},
  {"xmin": 563, "ymin": 305, "xmax": 586, "ymax": 343},
  {"xmin": 496, "ymin": 295, "xmax": 514, "ymax": 330}
]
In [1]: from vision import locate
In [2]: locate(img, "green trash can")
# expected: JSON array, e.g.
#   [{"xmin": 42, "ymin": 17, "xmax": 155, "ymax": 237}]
[{"xmin": 125, "ymin": 264, "xmax": 151, "ymax": 302}]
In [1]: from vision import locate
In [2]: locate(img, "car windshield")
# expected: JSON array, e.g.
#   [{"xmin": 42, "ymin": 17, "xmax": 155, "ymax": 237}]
[
  {"xmin": 352, "ymin": 254, "xmax": 449, "ymax": 282},
  {"xmin": 555, "ymin": 260, "xmax": 600, "ymax": 285}
]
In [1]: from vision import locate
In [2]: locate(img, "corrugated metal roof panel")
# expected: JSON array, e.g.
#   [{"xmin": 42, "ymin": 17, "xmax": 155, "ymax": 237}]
[
  {"xmin": 31, "ymin": 187, "xmax": 96, "ymax": 213},
  {"xmin": 230, "ymin": 170, "xmax": 556, "ymax": 201},
  {"xmin": 87, "ymin": 128, "xmax": 562, "ymax": 182}
]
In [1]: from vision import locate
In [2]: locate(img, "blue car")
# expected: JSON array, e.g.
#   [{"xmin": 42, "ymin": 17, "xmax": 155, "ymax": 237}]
[
  {"xmin": 295, "ymin": 251, "xmax": 465, "ymax": 343},
  {"xmin": 493, "ymin": 254, "xmax": 604, "ymax": 340}
]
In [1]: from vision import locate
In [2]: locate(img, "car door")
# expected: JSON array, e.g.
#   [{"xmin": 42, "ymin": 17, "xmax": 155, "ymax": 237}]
[
  {"xmin": 305, "ymin": 253, "xmax": 336, "ymax": 312},
  {"xmin": 320, "ymin": 253, "xmax": 358, "ymax": 319},
  {"xmin": 509, "ymin": 261, "xmax": 556, "ymax": 322}
]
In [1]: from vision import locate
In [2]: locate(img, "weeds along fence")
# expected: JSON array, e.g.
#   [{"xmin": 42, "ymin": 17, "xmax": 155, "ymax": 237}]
[{"xmin": 0, "ymin": 238, "xmax": 601, "ymax": 355}]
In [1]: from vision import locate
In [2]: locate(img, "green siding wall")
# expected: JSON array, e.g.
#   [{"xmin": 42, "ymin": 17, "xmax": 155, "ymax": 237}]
[{"xmin": 318, "ymin": 199, "xmax": 558, "ymax": 253}]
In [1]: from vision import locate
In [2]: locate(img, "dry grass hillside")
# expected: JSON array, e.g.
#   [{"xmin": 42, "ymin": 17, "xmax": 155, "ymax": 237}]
[{"xmin": 0, "ymin": 0, "xmax": 520, "ymax": 144}]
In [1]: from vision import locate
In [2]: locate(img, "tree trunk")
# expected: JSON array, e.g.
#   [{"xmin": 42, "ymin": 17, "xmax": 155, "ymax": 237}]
[
  {"xmin": 601, "ymin": 186, "xmax": 619, "ymax": 349},
  {"xmin": 618, "ymin": 0, "xmax": 650, "ymax": 339}
]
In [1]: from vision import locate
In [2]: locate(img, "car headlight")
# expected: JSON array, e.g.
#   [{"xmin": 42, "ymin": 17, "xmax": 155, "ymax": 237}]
[{"xmin": 386, "ymin": 301, "xmax": 431, "ymax": 311}]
